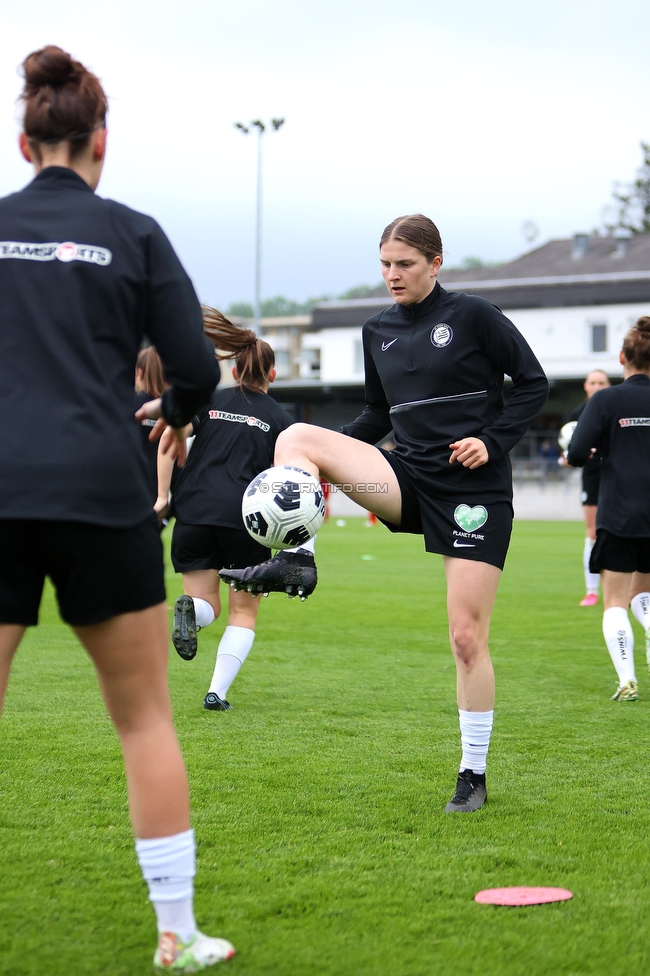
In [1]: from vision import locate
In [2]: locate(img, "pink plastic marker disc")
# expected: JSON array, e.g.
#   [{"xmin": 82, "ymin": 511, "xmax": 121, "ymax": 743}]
[{"xmin": 475, "ymin": 886, "xmax": 573, "ymax": 907}]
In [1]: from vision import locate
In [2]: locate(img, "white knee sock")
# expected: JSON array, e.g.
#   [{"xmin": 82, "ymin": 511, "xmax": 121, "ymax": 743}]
[
  {"xmin": 192, "ymin": 598, "xmax": 215, "ymax": 630},
  {"xmin": 583, "ymin": 537, "xmax": 600, "ymax": 594},
  {"xmin": 602, "ymin": 607, "xmax": 636, "ymax": 685},
  {"xmin": 458, "ymin": 709, "xmax": 494, "ymax": 774},
  {"xmin": 209, "ymin": 625, "xmax": 255, "ymax": 699},
  {"xmin": 135, "ymin": 829, "xmax": 197, "ymax": 942},
  {"xmin": 631, "ymin": 592, "xmax": 650, "ymax": 633},
  {"xmin": 284, "ymin": 535, "xmax": 316, "ymax": 555}
]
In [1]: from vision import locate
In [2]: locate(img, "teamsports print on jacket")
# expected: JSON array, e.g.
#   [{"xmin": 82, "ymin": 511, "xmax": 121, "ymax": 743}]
[{"xmin": 0, "ymin": 240, "xmax": 112, "ymax": 264}]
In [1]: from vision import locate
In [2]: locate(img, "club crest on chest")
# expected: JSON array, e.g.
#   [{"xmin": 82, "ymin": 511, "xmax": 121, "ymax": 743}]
[{"xmin": 430, "ymin": 324, "xmax": 453, "ymax": 348}]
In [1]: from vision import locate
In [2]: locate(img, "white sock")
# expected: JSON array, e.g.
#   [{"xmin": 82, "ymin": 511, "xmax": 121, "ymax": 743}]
[
  {"xmin": 209, "ymin": 625, "xmax": 255, "ymax": 699},
  {"xmin": 602, "ymin": 607, "xmax": 636, "ymax": 686},
  {"xmin": 583, "ymin": 537, "xmax": 599, "ymax": 594},
  {"xmin": 284, "ymin": 535, "xmax": 316, "ymax": 555},
  {"xmin": 631, "ymin": 592, "xmax": 650, "ymax": 633},
  {"xmin": 458, "ymin": 709, "xmax": 493, "ymax": 774},
  {"xmin": 135, "ymin": 829, "xmax": 197, "ymax": 942},
  {"xmin": 192, "ymin": 598, "xmax": 215, "ymax": 630}
]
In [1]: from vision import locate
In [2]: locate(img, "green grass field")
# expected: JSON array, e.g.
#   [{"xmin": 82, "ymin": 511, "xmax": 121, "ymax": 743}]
[{"xmin": 2, "ymin": 519, "xmax": 650, "ymax": 976}]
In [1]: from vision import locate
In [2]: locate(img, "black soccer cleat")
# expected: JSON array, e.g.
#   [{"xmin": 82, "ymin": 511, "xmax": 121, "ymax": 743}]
[
  {"xmin": 172, "ymin": 594, "xmax": 198, "ymax": 661},
  {"xmin": 203, "ymin": 692, "xmax": 232, "ymax": 711},
  {"xmin": 444, "ymin": 769, "xmax": 487, "ymax": 813},
  {"xmin": 219, "ymin": 548, "xmax": 317, "ymax": 601}
]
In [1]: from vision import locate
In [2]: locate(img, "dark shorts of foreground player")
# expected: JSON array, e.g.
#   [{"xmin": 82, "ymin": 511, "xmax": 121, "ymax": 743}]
[
  {"xmin": 590, "ymin": 530, "xmax": 650, "ymax": 574},
  {"xmin": 0, "ymin": 515, "xmax": 165, "ymax": 627},
  {"xmin": 377, "ymin": 449, "xmax": 513, "ymax": 570}
]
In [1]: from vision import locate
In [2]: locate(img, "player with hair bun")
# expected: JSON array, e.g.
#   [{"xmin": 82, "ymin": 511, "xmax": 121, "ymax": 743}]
[
  {"xmin": 222, "ymin": 213, "xmax": 549, "ymax": 813},
  {"xmin": 569, "ymin": 317, "xmax": 650, "ymax": 702},
  {"xmin": 0, "ymin": 45, "xmax": 234, "ymax": 972},
  {"xmin": 158, "ymin": 307, "xmax": 295, "ymax": 710}
]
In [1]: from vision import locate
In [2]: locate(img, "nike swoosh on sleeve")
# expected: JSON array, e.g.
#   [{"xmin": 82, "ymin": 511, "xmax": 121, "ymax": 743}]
[{"xmin": 453, "ymin": 540, "xmax": 475, "ymax": 548}]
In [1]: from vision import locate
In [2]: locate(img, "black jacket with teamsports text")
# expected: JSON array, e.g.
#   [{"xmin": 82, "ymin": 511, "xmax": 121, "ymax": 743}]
[
  {"xmin": 568, "ymin": 374, "xmax": 650, "ymax": 536},
  {"xmin": 0, "ymin": 166, "xmax": 218, "ymax": 526},
  {"xmin": 341, "ymin": 283, "xmax": 548, "ymax": 501},
  {"xmin": 171, "ymin": 386, "xmax": 294, "ymax": 528}
]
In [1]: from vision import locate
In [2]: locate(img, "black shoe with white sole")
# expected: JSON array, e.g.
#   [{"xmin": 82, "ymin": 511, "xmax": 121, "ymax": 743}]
[
  {"xmin": 219, "ymin": 548, "xmax": 317, "ymax": 601},
  {"xmin": 172, "ymin": 594, "xmax": 198, "ymax": 661},
  {"xmin": 444, "ymin": 769, "xmax": 487, "ymax": 813},
  {"xmin": 203, "ymin": 692, "xmax": 232, "ymax": 711}
]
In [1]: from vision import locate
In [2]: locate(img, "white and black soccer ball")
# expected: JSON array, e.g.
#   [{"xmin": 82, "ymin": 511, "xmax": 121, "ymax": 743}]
[
  {"xmin": 558, "ymin": 421, "xmax": 578, "ymax": 452},
  {"xmin": 242, "ymin": 465, "xmax": 326, "ymax": 549}
]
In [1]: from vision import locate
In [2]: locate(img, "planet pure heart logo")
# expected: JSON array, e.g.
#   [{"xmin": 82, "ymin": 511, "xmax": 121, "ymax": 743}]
[{"xmin": 454, "ymin": 504, "xmax": 488, "ymax": 532}]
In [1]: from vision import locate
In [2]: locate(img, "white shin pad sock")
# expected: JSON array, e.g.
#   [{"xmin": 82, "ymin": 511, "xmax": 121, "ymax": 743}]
[
  {"xmin": 135, "ymin": 829, "xmax": 197, "ymax": 942},
  {"xmin": 583, "ymin": 537, "xmax": 600, "ymax": 593},
  {"xmin": 602, "ymin": 607, "xmax": 636, "ymax": 686},
  {"xmin": 209, "ymin": 626, "xmax": 255, "ymax": 699},
  {"xmin": 630, "ymin": 592, "xmax": 650, "ymax": 632},
  {"xmin": 458, "ymin": 709, "xmax": 494, "ymax": 774},
  {"xmin": 192, "ymin": 598, "xmax": 215, "ymax": 630},
  {"xmin": 284, "ymin": 534, "xmax": 316, "ymax": 555}
]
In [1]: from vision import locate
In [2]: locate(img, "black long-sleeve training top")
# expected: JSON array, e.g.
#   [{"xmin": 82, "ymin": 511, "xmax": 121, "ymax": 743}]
[
  {"xmin": 568, "ymin": 374, "xmax": 650, "ymax": 536},
  {"xmin": 0, "ymin": 166, "xmax": 218, "ymax": 526},
  {"xmin": 171, "ymin": 385, "xmax": 294, "ymax": 528},
  {"xmin": 341, "ymin": 283, "xmax": 549, "ymax": 501}
]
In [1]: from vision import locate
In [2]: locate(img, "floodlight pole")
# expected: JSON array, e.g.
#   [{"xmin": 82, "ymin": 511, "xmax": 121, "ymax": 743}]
[{"xmin": 234, "ymin": 117, "xmax": 285, "ymax": 331}]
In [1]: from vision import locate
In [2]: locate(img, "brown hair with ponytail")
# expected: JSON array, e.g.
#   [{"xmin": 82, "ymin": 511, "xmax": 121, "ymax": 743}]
[
  {"xmin": 201, "ymin": 306, "xmax": 275, "ymax": 393},
  {"xmin": 20, "ymin": 45, "xmax": 107, "ymax": 160},
  {"xmin": 136, "ymin": 346, "xmax": 168, "ymax": 399},
  {"xmin": 380, "ymin": 214, "xmax": 443, "ymax": 263},
  {"xmin": 622, "ymin": 316, "xmax": 650, "ymax": 372}
]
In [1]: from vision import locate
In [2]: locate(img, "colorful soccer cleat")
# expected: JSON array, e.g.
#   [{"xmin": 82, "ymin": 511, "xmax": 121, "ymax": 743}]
[
  {"xmin": 203, "ymin": 692, "xmax": 232, "ymax": 711},
  {"xmin": 580, "ymin": 593, "xmax": 599, "ymax": 606},
  {"xmin": 219, "ymin": 548, "xmax": 317, "ymax": 601},
  {"xmin": 172, "ymin": 595, "xmax": 198, "ymax": 661},
  {"xmin": 610, "ymin": 680, "xmax": 639, "ymax": 702},
  {"xmin": 153, "ymin": 930, "xmax": 235, "ymax": 973},
  {"xmin": 444, "ymin": 769, "xmax": 487, "ymax": 813}
]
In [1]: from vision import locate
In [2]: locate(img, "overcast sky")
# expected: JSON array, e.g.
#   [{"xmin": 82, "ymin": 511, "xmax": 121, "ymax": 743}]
[{"xmin": 0, "ymin": 0, "xmax": 648, "ymax": 307}]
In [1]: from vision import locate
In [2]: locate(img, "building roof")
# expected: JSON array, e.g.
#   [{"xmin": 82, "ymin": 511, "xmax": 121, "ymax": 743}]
[{"xmin": 312, "ymin": 233, "xmax": 650, "ymax": 327}]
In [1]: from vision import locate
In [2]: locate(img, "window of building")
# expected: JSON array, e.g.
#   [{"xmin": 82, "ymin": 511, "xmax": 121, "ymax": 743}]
[
  {"xmin": 274, "ymin": 349, "xmax": 290, "ymax": 378},
  {"xmin": 353, "ymin": 339, "xmax": 364, "ymax": 374},
  {"xmin": 591, "ymin": 324, "xmax": 607, "ymax": 353}
]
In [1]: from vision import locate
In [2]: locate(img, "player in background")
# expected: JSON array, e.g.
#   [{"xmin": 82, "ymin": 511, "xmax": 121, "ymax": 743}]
[
  {"xmin": 568, "ymin": 318, "xmax": 650, "ymax": 701},
  {"xmin": 0, "ymin": 47, "xmax": 234, "ymax": 972},
  {"xmin": 568, "ymin": 370, "xmax": 611, "ymax": 605},
  {"xmin": 222, "ymin": 214, "xmax": 548, "ymax": 813},
  {"xmin": 157, "ymin": 308, "xmax": 295, "ymax": 710},
  {"xmin": 135, "ymin": 345, "xmax": 169, "ymax": 506}
]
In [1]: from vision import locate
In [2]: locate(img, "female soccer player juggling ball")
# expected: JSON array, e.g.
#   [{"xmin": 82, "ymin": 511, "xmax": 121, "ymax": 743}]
[
  {"xmin": 0, "ymin": 47, "xmax": 234, "ymax": 971},
  {"xmin": 222, "ymin": 214, "xmax": 549, "ymax": 813},
  {"xmin": 568, "ymin": 318, "xmax": 650, "ymax": 701},
  {"xmin": 157, "ymin": 308, "xmax": 295, "ymax": 710}
]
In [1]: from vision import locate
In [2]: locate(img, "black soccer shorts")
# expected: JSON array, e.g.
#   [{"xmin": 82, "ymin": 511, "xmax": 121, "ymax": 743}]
[
  {"xmin": 377, "ymin": 450, "xmax": 513, "ymax": 570},
  {"xmin": 590, "ymin": 530, "xmax": 650, "ymax": 574},
  {"xmin": 171, "ymin": 521, "xmax": 271, "ymax": 574},
  {"xmin": 581, "ymin": 466, "xmax": 600, "ymax": 507},
  {"xmin": 0, "ymin": 515, "xmax": 165, "ymax": 627}
]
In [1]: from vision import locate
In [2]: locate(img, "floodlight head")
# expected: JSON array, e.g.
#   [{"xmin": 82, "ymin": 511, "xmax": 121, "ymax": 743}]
[
  {"xmin": 252, "ymin": 119, "xmax": 266, "ymax": 133},
  {"xmin": 234, "ymin": 122, "xmax": 249, "ymax": 134},
  {"xmin": 271, "ymin": 117, "xmax": 285, "ymax": 131}
]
